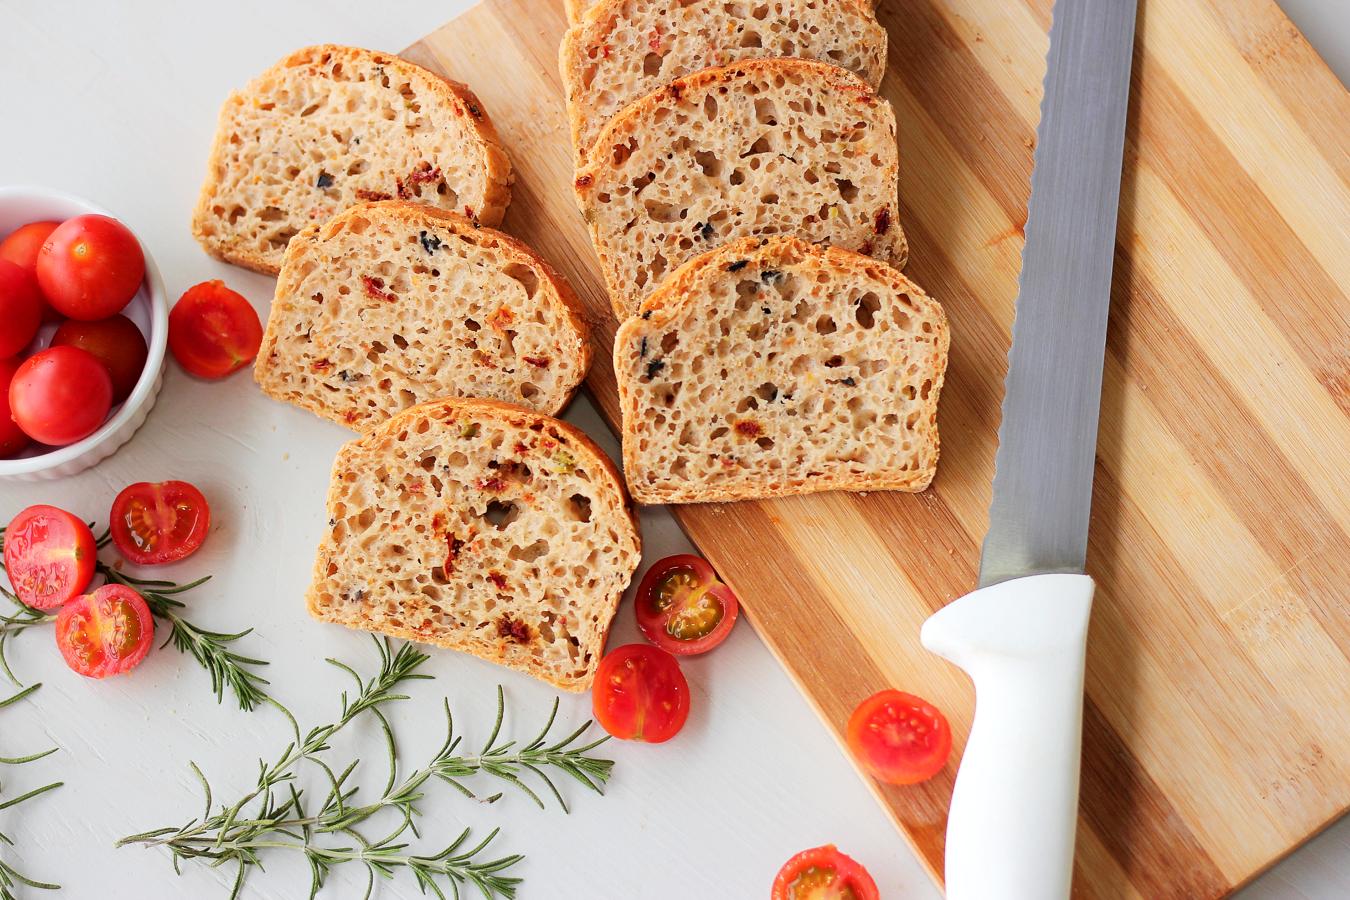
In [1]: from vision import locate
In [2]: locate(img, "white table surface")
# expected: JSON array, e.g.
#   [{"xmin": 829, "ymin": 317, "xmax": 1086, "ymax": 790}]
[{"xmin": 0, "ymin": 2, "xmax": 1346, "ymax": 898}]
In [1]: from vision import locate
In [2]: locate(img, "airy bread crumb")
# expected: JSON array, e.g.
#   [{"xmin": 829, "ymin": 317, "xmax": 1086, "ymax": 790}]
[
  {"xmin": 256, "ymin": 201, "xmax": 590, "ymax": 429},
  {"xmin": 560, "ymin": 0, "xmax": 887, "ymax": 164},
  {"xmin": 614, "ymin": 236, "xmax": 948, "ymax": 504},
  {"xmin": 307, "ymin": 398, "xmax": 642, "ymax": 691},
  {"xmin": 574, "ymin": 58, "xmax": 907, "ymax": 319},
  {"xmin": 192, "ymin": 45, "xmax": 513, "ymax": 274}
]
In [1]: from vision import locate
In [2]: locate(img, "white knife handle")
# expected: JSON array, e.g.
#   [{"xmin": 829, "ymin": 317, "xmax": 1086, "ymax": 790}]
[{"xmin": 920, "ymin": 573, "xmax": 1094, "ymax": 900}]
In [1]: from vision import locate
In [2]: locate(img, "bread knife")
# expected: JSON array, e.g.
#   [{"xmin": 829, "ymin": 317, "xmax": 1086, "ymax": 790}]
[{"xmin": 919, "ymin": 0, "xmax": 1138, "ymax": 897}]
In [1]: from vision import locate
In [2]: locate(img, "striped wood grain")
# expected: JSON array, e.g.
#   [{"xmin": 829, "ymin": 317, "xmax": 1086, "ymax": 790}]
[{"xmin": 404, "ymin": 0, "xmax": 1350, "ymax": 895}]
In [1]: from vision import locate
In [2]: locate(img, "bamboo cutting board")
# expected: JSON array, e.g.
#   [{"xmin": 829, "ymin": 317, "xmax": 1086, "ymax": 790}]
[{"xmin": 402, "ymin": 0, "xmax": 1350, "ymax": 896}]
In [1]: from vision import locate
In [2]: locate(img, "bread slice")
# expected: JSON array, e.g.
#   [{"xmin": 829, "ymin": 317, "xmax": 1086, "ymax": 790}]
[
  {"xmin": 614, "ymin": 236, "xmax": 948, "ymax": 504},
  {"xmin": 307, "ymin": 398, "xmax": 642, "ymax": 691},
  {"xmin": 573, "ymin": 58, "xmax": 906, "ymax": 319},
  {"xmin": 255, "ymin": 201, "xmax": 590, "ymax": 430},
  {"xmin": 192, "ymin": 45, "xmax": 513, "ymax": 275},
  {"xmin": 560, "ymin": 0, "xmax": 887, "ymax": 164},
  {"xmin": 565, "ymin": 0, "xmax": 878, "ymax": 26}
]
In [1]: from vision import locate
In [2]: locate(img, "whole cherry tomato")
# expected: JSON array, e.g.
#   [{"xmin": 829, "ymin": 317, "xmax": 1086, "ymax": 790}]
[
  {"xmin": 592, "ymin": 643, "xmax": 691, "ymax": 743},
  {"xmin": 36, "ymin": 214, "xmax": 145, "ymax": 320},
  {"xmin": 846, "ymin": 689, "xmax": 952, "ymax": 785},
  {"xmin": 2, "ymin": 505, "xmax": 97, "ymax": 610},
  {"xmin": 55, "ymin": 583, "xmax": 154, "ymax": 678},
  {"xmin": 634, "ymin": 554, "xmax": 739, "ymax": 655},
  {"xmin": 168, "ymin": 280, "xmax": 263, "ymax": 379},
  {"xmin": 51, "ymin": 314, "xmax": 149, "ymax": 403},
  {"xmin": 110, "ymin": 480, "xmax": 211, "ymax": 565},
  {"xmin": 2, "ymin": 221, "xmax": 62, "ymax": 323},
  {"xmin": 0, "ymin": 357, "xmax": 31, "ymax": 457},
  {"xmin": 0, "ymin": 220, "xmax": 60, "ymax": 274},
  {"xmin": 8, "ymin": 346, "xmax": 113, "ymax": 446},
  {"xmin": 0, "ymin": 259, "xmax": 43, "ymax": 358}
]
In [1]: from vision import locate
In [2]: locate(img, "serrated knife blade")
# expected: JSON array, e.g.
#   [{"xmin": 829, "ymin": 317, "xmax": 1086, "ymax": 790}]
[{"xmin": 978, "ymin": 0, "xmax": 1138, "ymax": 588}]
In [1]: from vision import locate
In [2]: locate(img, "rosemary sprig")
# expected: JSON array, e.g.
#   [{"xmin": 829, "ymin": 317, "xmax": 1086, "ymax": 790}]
[
  {"xmin": 120, "ymin": 638, "xmax": 613, "ymax": 899},
  {"xmin": 0, "ymin": 682, "xmax": 62, "ymax": 899},
  {"xmin": 431, "ymin": 687, "xmax": 613, "ymax": 812},
  {"xmin": 0, "ymin": 524, "xmax": 271, "ymax": 710}
]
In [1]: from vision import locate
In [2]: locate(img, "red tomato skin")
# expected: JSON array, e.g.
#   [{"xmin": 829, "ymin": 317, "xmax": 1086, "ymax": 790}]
[
  {"xmin": 0, "ymin": 357, "xmax": 31, "ymax": 457},
  {"xmin": 0, "ymin": 259, "xmax": 44, "ymax": 358},
  {"xmin": 592, "ymin": 643, "xmax": 691, "ymax": 743},
  {"xmin": 847, "ymin": 690, "xmax": 953, "ymax": 786},
  {"xmin": 771, "ymin": 845, "xmax": 880, "ymax": 900},
  {"xmin": 36, "ymin": 214, "xmax": 145, "ymax": 320},
  {"xmin": 110, "ymin": 480, "xmax": 211, "ymax": 565},
  {"xmin": 634, "ymin": 554, "xmax": 739, "ymax": 656},
  {"xmin": 0, "ymin": 220, "xmax": 60, "ymax": 274},
  {"xmin": 168, "ymin": 280, "xmax": 263, "ymax": 379},
  {"xmin": 2, "ymin": 505, "xmax": 97, "ymax": 610},
  {"xmin": 8, "ymin": 346, "xmax": 113, "ymax": 446},
  {"xmin": 55, "ymin": 584, "xmax": 154, "ymax": 678},
  {"xmin": 51, "ymin": 314, "xmax": 148, "ymax": 403}
]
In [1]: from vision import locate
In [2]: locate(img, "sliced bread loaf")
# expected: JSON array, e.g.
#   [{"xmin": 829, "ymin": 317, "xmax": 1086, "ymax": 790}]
[
  {"xmin": 192, "ymin": 45, "xmax": 513, "ymax": 274},
  {"xmin": 614, "ymin": 236, "xmax": 948, "ymax": 504},
  {"xmin": 574, "ymin": 58, "xmax": 906, "ymax": 319},
  {"xmin": 307, "ymin": 398, "xmax": 642, "ymax": 691},
  {"xmin": 560, "ymin": 0, "xmax": 887, "ymax": 164},
  {"xmin": 256, "ymin": 201, "xmax": 590, "ymax": 429}
]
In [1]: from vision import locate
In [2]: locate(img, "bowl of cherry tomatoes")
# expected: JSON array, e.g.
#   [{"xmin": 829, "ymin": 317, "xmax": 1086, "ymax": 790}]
[{"xmin": 0, "ymin": 186, "xmax": 168, "ymax": 481}]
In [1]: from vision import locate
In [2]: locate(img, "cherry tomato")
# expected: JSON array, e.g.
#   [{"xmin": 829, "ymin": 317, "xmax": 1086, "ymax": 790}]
[
  {"xmin": 51, "ymin": 314, "xmax": 148, "ymax": 404},
  {"xmin": 635, "ymin": 554, "xmax": 739, "ymax": 655},
  {"xmin": 8, "ymin": 346, "xmax": 113, "ymax": 446},
  {"xmin": 592, "ymin": 643, "xmax": 690, "ymax": 743},
  {"xmin": 54, "ymin": 583, "xmax": 154, "ymax": 678},
  {"xmin": 846, "ymin": 689, "xmax": 952, "ymax": 785},
  {"xmin": 0, "ymin": 220, "xmax": 60, "ymax": 274},
  {"xmin": 110, "ymin": 480, "xmax": 211, "ymax": 565},
  {"xmin": 771, "ymin": 845, "xmax": 880, "ymax": 900},
  {"xmin": 0, "ymin": 357, "xmax": 30, "ymax": 457},
  {"xmin": 36, "ymin": 215, "xmax": 145, "ymax": 321},
  {"xmin": 0, "ymin": 259, "xmax": 43, "ymax": 358},
  {"xmin": 2, "ymin": 505, "xmax": 97, "ymax": 610},
  {"xmin": 168, "ymin": 280, "xmax": 263, "ymax": 379}
]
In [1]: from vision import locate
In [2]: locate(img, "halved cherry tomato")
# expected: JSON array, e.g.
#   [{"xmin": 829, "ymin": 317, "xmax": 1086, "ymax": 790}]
[
  {"xmin": 635, "ymin": 554, "xmax": 739, "ymax": 655},
  {"xmin": 0, "ymin": 220, "xmax": 61, "ymax": 275},
  {"xmin": 51, "ymin": 314, "xmax": 149, "ymax": 403},
  {"xmin": 109, "ymin": 480, "xmax": 210, "ymax": 565},
  {"xmin": 592, "ymin": 643, "xmax": 690, "ymax": 743},
  {"xmin": 847, "ymin": 689, "xmax": 952, "ymax": 785},
  {"xmin": 168, "ymin": 280, "xmax": 262, "ymax": 379},
  {"xmin": 771, "ymin": 845, "xmax": 880, "ymax": 900},
  {"xmin": 8, "ymin": 346, "xmax": 113, "ymax": 446},
  {"xmin": 0, "ymin": 259, "xmax": 43, "ymax": 358},
  {"xmin": 54, "ymin": 583, "xmax": 154, "ymax": 678},
  {"xmin": 36, "ymin": 214, "xmax": 145, "ymax": 320},
  {"xmin": 0, "ymin": 357, "xmax": 31, "ymax": 457},
  {"xmin": 2, "ymin": 505, "xmax": 97, "ymax": 610}
]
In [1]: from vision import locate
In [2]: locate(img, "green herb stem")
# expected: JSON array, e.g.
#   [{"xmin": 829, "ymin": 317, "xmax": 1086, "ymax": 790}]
[{"xmin": 0, "ymin": 681, "xmax": 61, "ymax": 898}]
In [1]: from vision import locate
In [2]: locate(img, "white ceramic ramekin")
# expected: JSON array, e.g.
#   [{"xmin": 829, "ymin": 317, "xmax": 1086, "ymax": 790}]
[{"xmin": 0, "ymin": 186, "xmax": 168, "ymax": 481}]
